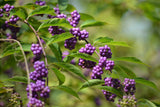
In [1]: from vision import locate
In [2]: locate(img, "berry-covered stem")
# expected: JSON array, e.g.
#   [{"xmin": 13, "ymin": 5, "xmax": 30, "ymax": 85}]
[
  {"xmin": 0, "ymin": 39, "xmax": 32, "ymax": 102},
  {"xmin": 24, "ymin": 20, "xmax": 49, "ymax": 85}
]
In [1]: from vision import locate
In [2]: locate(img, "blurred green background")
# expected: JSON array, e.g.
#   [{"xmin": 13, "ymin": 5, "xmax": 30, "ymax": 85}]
[{"xmin": 0, "ymin": 0, "xmax": 160, "ymax": 107}]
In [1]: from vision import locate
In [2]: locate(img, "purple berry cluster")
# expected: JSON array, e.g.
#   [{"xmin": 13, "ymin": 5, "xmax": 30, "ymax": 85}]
[
  {"xmin": 102, "ymin": 77, "xmax": 121, "ymax": 102},
  {"xmin": 54, "ymin": 5, "xmax": 60, "ymax": 15},
  {"xmin": 105, "ymin": 60, "xmax": 114, "ymax": 72},
  {"xmin": 70, "ymin": 28, "xmax": 89, "ymax": 41},
  {"xmin": 64, "ymin": 37, "xmax": 77, "ymax": 50},
  {"xmin": 117, "ymin": 95, "xmax": 137, "ymax": 107},
  {"xmin": 48, "ymin": 26, "xmax": 65, "ymax": 36},
  {"xmin": 2, "ymin": 15, "xmax": 20, "ymax": 39},
  {"xmin": 7, "ymin": 16, "xmax": 20, "ymax": 24},
  {"xmin": 35, "ymin": 0, "xmax": 46, "ymax": 6},
  {"xmin": 0, "ymin": 9, "xmax": 3, "ymax": 17},
  {"xmin": 99, "ymin": 45, "xmax": 112, "ymax": 58},
  {"xmin": 79, "ymin": 44, "xmax": 96, "ymax": 55},
  {"xmin": 27, "ymin": 44, "xmax": 50, "ymax": 106},
  {"xmin": 79, "ymin": 58, "xmax": 96, "ymax": 68},
  {"xmin": 123, "ymin": 78, "xmax": 136, "ymax": 95},
  {"xmin": 31, "ymin": 44, "xmax": 42, "ymax": 55},
  {"xmin": 91, "ymin": 65, "xmax": 103, "ymax": 79},
  {"xmin": 27, "ymin": 98, "xmax": 44, "ymax": 107},
  {"xmin": 0, "ymin": 4, "xmax": 14, "ymax": 17},
  {"xmin": 67, "ymin": 10, "xmax": 80, "ymax": 27},
  {"xmin": 78, "ymin": 44, "xmax": 96, "ymax": 68},
  {"xmin": 29, "ymin": 61, "xmax": 48, "ymax": 81},
  {"xmin": 57, "ymin": 14, "xmax": 67, "ymax": 19}
]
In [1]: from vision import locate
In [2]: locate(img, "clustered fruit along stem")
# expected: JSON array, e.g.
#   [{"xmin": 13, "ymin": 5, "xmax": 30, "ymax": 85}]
[{"xmin": 0, "ymin": 1, "xmax": 137, "ymax": 107}]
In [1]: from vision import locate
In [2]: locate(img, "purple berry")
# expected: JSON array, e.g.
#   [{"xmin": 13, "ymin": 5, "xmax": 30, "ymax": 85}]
[
  {"xmin": 99, "ymin": 45, "xmax": 112, "ymax": 58},
  {"xmin": 64, "ymin": 37, "xmax": 77, "ymax": 50},
  {"xmin": 31, "ymin": 44, "xmax": 42, "ymax": 55}
]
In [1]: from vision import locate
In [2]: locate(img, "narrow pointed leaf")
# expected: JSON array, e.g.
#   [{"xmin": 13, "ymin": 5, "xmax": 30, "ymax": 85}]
[
  {"xmin": 105, "ymin": 41, "xmax": 130, "ymax": 47},
  {"xmin": 6, "ymin": 76, "xmax": 28, "ymax": 83},
  {"xmin": 56, "ymin": 85, "xmax": 80, "ymax": 99},
  {"xmin": 52, "ymin": 68, "xmax": 65, "ymax": 85},
  {"xmin": 79, "ymin": 13, "xmax": 95, "ymax": 21},
  {"xmin": 38, "ymin": 18, "xmax": 73, "ymax": 31},
  {"xmin": 94, "ymin": 37, "xmax": 113, "ymax": 44},
  {"xmin": 79, "ymin": 79, "xmax": 105, "ymax": 91},
  {"xmin": 10, "ymin": 7, "xmax": 28, "ymax": 20},
  {"xmin": 47, "ymin": 32, "xmax": 74, "ymax": 45},
  {"xmin": 138, "ymin": 99, "xmax": 157, "ymax": 107},
  {"xmin": 49, "ymin": 43, "xmax": 62, "ymax": 62},
  {"xmin": 98, "ymin": 86, "xmax": 123, "ymax": 97},
  {"xmin": 69, "ymin": 53, "xmax": 98, "ymax": 63},
  {"xmin": 80, "ymin": 20, "xmax": 107, "ymax": 28},
  {"xmin": 112, "ymin": 57, "xmax": 147, "ymax": 65},
  {"xmin": 134, "ymin": 77, "xmax": 158, "ymax": 90},
  {"xmin": 16, "ymin": 43, "xmax": 31, "ymax": 51},
  {"xmin": 54, "ymin": 62, "xmax": 87, "ymax": 81},
  {"xmin": 118, "ymin": 65, "xmax": 136, "ymax": 78},
  {"xmin": 66, "ymin": 4, "xmax": 76, "ymax": 12},
  {"xmin": 28, "ymin": 6, "xmax": 56, "ymax": 17},
  {"xmin": 113, "ymin": 65, "xmax": 130, "ymax": 78}
]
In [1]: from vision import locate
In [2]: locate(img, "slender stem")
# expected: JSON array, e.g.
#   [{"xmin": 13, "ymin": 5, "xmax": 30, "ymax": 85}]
[
  {"xmin": 24, "ymin": 20, "xmax": 49, "ymax": 85},
  {"xmin": 0, "ymin": 39, "xmax": 32, "ymax": 101}
]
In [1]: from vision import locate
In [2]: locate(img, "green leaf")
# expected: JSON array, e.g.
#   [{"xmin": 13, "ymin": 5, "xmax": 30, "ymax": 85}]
[
  {"xmin": 28, "ymin": 6, "xmax": 56, "ymax": 17},
  {"xmin": 49, "ymin": 43, "xmax": 62, "ymax": 62},
  {"xmin": 79, "ymin": 79, "xmax": 105, "ymax": 91},
  {"xmin": 113, "ymin": 65, "xmax": 131, "ymax": 79},
  {"xmin": 28, "ymin": 17, "xmax": 42, "ymax": 30},
  {"xmin": 63, "ymin": 55, "xmax": 74, "ymax": 63},
  {"xmin": 118, "ymin": 65, "xmax": 136, "ymax": 78},
  {"xmin": 38, "ymin": 18, "xmax": 73, "ymax": 31},
  {"xmin": 111, "ymin": 57, "xmax": 147, "ymax": 65},
  {"xmin": 105, "ymin": 41, "xmax": 130, "ymax": 47},
  {"xmin": 23, "ymin": 3, "xmax": 39, "ymax": 10},
  {"xmin": 47, "ymin": 32, "xmax": 74, "ymax": 45},
  {"xmin": 0, "ymin": 43, "xmax": 18, "ymax": 58},
  {"xmin": 58, "ymin": 0, "xmax": 68, "ymax": 10},
  {"xmin": 138, "ymin": 99, "xmax": 157, "ymax": 107},
  {"xmin": 134, "ymin": 77, "xmax": 158, "ymax": 90},
  {"xmin": 52, "ymin": 68, "xmax": 65, "ymax": 85},
  {"xmin": 56, "ymin": 85, "xmax": 80, "ymax": 99},
  {"xmin": 98, "ymin": 86, "xmax": 123, "ymax": 97},
  {"xmin": 113, "ymin": 65, "xmax": 136, "ymax": 79},
  {"xmin": 6, "ymin": 76, "xmax": 28, "ymax": 83},
  {"xmin": 93, "ymin": 37, "xmax": 113, "ymax": 44},
  {"xmin": 68, "ymin": 53, "xmax": 98, "ymax": 63},
  {"xmin": 66, "ymin": 4, "xmax": 76, "ymax": 12},
  {"xmin": 79, "ymin": 13, "xmax": 95, "ymax": 21},
  {"xmin": 0, "ymin": 43, "xmax": 31, "ymax": 58},
  {"xmin": 54, "ymin": 62, "xmax": 87, "ymax": 81},
  {"xmin": 80, "ymin": 20, "xmax": 107, "ymax": 28},
  {"xmin": 16, "ymin": 43, "xmax": 31, "ymax": 51},
  {"xmin": 10, "ymin": 7, "xmax": 28, "ymax": 20},
  {"xmin": 0, "ymin": 88, "xmax": 7, "ymax": 94}
]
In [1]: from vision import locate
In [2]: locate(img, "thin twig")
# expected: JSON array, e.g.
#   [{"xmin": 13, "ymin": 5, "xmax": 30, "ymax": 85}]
[
  {"xmin": 24, "ymin": 20, "xmax": 49, "ymax": 85},
  {"xmin": 0, "ymin": 39, "xmax": 32, "ymax": 101}
]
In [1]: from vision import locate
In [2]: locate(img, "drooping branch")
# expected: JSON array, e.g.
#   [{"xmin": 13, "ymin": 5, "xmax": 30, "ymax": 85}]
[{"xmin": 0, "ymin": 39, "xmax": 32, "ymax": 101}]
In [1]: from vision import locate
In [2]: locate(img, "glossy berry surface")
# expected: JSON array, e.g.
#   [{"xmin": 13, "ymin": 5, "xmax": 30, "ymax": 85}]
[
  {"xmin": 91, "ymin": 65, "xmax": 103, "ymax": 79},
  {"xmin": 99, "ymin": 45, "xmax": 112, "ymax": 58},
  {"xmin": 31, "ymin": 44, "xmax": 42, "ymax": 55}
]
